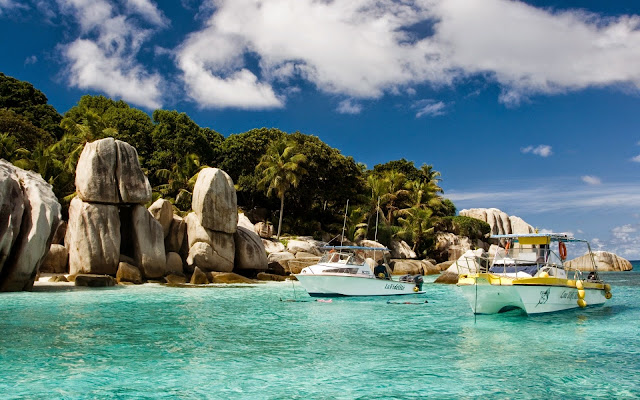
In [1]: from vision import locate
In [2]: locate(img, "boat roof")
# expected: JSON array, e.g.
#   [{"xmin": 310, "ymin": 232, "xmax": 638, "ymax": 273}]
[
  {"xmin": 491, "ymin": 233, "xmax": 587, "ymax": 243},
  {"xmin": 320, "ymin": 245, "xmax": 391, "ymax": 251}
]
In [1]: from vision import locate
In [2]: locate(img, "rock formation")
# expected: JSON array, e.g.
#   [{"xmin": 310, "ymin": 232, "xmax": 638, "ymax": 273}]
[
  {"xmin": 0, "ymin": 160, "xmax": 61, "ymax": 291},
  {"xmin": 459, "ymin": 208, "xmax": 534, "ymax": 235},
  {"xmin": 565, "ymin": 251, "xmax": 633, "ymax": 271}
]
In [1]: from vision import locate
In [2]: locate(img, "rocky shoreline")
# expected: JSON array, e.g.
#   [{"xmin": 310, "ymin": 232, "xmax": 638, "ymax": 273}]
[{"xmin": 0, "ymin": 138, "xmax": 633, "ymax": 292}]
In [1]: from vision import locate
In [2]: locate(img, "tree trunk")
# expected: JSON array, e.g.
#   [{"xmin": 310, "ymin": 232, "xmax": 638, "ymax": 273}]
[{"xmin": 277, "ymin": 194, "xmax": 285, "ymax": 239}]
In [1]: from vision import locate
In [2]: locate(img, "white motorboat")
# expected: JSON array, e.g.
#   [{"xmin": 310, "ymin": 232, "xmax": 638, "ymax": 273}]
[
  {"xmin": 294, "ymin": 246, "xmax": 425, "ymax": 297},
  {"xmin": 456, "ymin": 233, "xmax": 612, "ymax": 314}
]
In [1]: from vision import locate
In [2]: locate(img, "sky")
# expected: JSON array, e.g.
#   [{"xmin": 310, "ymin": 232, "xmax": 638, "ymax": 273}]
[{"xmin": 1, "ymin": 0, "xmax": 640, "ymax": 259}]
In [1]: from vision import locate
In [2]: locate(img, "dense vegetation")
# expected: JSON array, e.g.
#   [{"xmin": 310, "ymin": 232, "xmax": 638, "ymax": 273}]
[{"xmin": 0, "ymin": 72, "xmax": 467, "ymax": 258}]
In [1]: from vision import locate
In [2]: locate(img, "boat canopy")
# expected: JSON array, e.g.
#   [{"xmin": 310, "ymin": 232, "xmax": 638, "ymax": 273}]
[
  {"xmin": 320, "ymin": 245, "xmax": 391, "ymax": 251},
  {"xmin": 491, "ymin": 233, "xmax": 588, "ymax": 244}
]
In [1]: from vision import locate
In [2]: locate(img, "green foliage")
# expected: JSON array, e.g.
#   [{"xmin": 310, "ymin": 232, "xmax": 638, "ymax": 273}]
[
  {"xmin": 220, "ymin": 127, "xmax": 285, "ymax": 182},
  {"xmin": 0, "ymin": 109, "xmax": 55, "ymax": 149},
  {"xmin": 0, "ymin": 72, "xmax": 63, "ymax": 138},
  {"xmin": 435, "ymin": 216, "xmax": 490, "ymax": 240}
]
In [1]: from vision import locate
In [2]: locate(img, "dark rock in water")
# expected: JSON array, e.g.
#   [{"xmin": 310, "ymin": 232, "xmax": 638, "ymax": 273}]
[
  {"xmin": 208, "ymin": 272, "xmax": 254, "ymax": 284},
  {"xmin": 256, "ymin": 272, "xmax": 287, "ymax": 281},
  {"xmin": 165, "ymin": 274, "xmax": 186, "ymax": 285},
  {"xmin": 75, "ymin": 274, "xmax": 116, "ymax": 287},
  {"xmin": 190, "ymin": 267, "xmax": 209, "ymax": 284},
  {"xmin": 116, "ymin": 262, "xmax": 143, "ymax": 284},
  {"xmin": 434, "ymin": 271, "xmax": 459, "ymax": 284}
]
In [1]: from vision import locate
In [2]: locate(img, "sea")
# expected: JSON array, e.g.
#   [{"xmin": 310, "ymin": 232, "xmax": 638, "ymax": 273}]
[{"xmin": 1, "ymin": 264, "xmax": 639, "ymax": 399}]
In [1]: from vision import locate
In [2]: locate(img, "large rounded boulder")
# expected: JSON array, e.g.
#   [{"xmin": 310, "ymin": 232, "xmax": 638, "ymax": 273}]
[
  {"xmin": 192, "ymin": 168, "xmax": 237, "ymax": 233},
  {"xmin": 234, "ymin": 227, "xmax": 268, "ymax": 271}
]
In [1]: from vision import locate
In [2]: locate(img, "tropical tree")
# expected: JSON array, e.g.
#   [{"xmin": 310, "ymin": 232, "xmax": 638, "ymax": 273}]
[
  {"xmin": 154, "ymin": 153, "xmax": 205, "ymax": 211},
  {"xmin": 256, "ymin": 138, "xmax": 308, "ymax": 239},
  {"xmin": 397, "ymin": 206, "xmax": 435, "ymax": 256}
]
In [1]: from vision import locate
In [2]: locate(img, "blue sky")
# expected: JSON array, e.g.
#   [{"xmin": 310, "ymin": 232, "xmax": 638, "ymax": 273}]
[{"xmin": 1, "ymin": 0, "xmax": 640, "ymax": 259}]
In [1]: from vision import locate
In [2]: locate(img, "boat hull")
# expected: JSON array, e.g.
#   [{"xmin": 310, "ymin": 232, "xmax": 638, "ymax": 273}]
[
  {"xmin": 294, "ymin": 274, "xmax": 424, "ymax": 297},
  {"xmin": 458, "ymin": 276, "xmax": 607, "ymax": 314}
]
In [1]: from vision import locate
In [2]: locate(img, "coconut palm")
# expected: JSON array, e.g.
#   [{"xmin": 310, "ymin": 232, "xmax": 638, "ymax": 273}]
[
  {"xmin": 256, "ymin": 138, "xmax": 307, "ymax": 239},
  {"xmin": 397, "ymin": 206, "xmax": 434, "ymax": 255},
  {"xmin": 154, "ymin": 153, "xmax": 204, "ymax": 211}
]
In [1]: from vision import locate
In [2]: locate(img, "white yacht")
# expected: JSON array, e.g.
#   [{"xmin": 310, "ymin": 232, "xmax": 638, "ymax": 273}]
[
  {"xmin": 294, "ymin": 246, "xmax": 425, "ymax": 297},
  {"xmin": 456, "ymin": 233, "xmax": 612, "ymax": 314}
]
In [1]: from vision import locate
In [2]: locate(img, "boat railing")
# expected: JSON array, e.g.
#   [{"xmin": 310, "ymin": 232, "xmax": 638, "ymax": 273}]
[{"xmin": 461, "ymin": 248, "xmax": 584, "ymax": 280}]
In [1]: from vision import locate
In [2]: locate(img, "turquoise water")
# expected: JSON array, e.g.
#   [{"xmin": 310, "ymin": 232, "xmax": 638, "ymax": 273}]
[{"xmin": 1, "ymin": 269, "xmax": 639, "ymax": 399}]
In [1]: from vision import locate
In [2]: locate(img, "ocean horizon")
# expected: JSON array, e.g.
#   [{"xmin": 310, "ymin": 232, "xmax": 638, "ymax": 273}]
[{"xmin": 1, "ymin": 269, "xmax": 638, "ymax": 399}]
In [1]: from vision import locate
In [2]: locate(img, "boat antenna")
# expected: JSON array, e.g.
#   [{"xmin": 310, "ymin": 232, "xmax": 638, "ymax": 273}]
[
  {"xmin": 340, "ymin": 199, "xmax": 349, "ymax": 247},
  {"xmin": 374, "ymin": 196, "xmax": 380, "ymax": 242}
]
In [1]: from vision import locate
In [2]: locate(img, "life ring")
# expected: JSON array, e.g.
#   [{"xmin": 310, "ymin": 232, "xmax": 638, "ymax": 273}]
[{"xmin": 558, "ymin": 241, "xmax": 567, "ymax": 260}]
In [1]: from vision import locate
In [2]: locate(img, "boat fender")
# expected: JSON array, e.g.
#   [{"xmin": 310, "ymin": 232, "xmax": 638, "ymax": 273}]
[
  {"xmin": 413, "ymin": 286, "xmax": 419, "ymax": 292},
  {"xmin": 413, "ymin": 275, "xmax": 424, "ymax": 291},
  {"xmin": 577, "ymin": 289, "xmax": 585, "ymax": 300},
  {"xmin": 577, "ymin": 298, "xmax": 587, "ymax": 308},
  {"xmin": 539, "ymin": 272, "xmax": 549, "ymax": 278},
  {"xmin": 604, "ymin": 284, "xmax": 611, "ymax": 292},
  {"xmin": 605, "ymin": 292, "xmax": 612, "ymax": 299},
  {"xmin": 558, "ymin": 241, "xmax": 567, "ymax": 260},
  {"xmin": 576, "ymin": 280, "xmax": 584, "ymax": 290}
]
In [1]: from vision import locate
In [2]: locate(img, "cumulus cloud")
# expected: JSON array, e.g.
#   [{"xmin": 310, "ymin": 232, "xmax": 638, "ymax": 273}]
[
  {"xmin": 521, "ymin": 145, "xmax": 552, "ymax": 157},
  {"xmin": 56, "ymin": 0, "xmax": 165, "ymax": 109},
  {"xmin": 581, "ymin": 175, "xmax": 602, "ymax": 185},
  {"xmin": 414, "ymin": 99, "xmax": 447, "ymax": 118},
  {"xmin": 631, "ymin": 154, "xmax": 640, "ymax": 162},
  {"xmin": 336, "ymin": 99, "xmax": 362, "ymax": 115},
  {"xmin": 174, "ymin": 0, "xmax": 640, "ymax": 109}
]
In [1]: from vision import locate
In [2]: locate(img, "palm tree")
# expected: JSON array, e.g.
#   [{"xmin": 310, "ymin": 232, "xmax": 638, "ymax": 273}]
[
  {"xmin": 397, "ymin": 206, "xmax": 434, "ymax": 255},
  {"xmin": 256, "ymin": 138, "xmax": 307, "ymax": 239},
  {"xmin": 154, "ymin": 153, "xmax": 204, "ymax": 211}
]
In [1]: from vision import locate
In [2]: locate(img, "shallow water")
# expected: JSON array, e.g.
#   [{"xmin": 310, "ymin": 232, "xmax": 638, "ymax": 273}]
[{"xmin": 1, "ymin": 270, "xmax": 639, "ymax": 399}]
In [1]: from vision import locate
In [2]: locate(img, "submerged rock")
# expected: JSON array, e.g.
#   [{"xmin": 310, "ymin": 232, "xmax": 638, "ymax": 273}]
[
  {"xmin": 190, "ymin": 267, "xmax": 209, "ymax": 284},
  {"xmin": 208, "ymin": 272, "xmax": 254, "ymax": 284},
  {"xmin": 256, "ymin": 272, "xmax": 287, "ymax": 281},
  {"xmin": 74, "ymin": 274, "xmax": 117, "ymax": 287}
]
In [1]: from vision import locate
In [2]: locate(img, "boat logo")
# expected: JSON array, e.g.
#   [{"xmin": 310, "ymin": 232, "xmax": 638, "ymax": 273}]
[
  {"xmin": 536, "ymin": 288, "xmax": 550, "ymax": 307},
  {"xmin": 385, "ymin": 283, "xmax": 405, "ymax": 290}
]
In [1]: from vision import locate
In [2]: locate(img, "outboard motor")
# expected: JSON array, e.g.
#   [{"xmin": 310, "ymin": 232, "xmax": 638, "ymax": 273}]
[{"xmin": 413, "ymin": 275, "xmax": 424, "ymax": 292}]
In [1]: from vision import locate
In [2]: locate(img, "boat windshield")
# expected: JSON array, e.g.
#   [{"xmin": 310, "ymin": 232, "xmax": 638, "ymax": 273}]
[{"xmin": 320, "ymin": 250, "xmax": 366, "ymax": 265}]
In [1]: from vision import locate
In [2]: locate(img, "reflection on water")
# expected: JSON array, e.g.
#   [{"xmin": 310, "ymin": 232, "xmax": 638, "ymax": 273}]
[{"xmin": 0, "ymin": 272, "xmax": 638, "ymax": 398}]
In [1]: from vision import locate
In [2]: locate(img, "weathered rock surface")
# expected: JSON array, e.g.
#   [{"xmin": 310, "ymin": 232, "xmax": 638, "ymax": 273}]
[
  {"xmin": 237, "ymin": 213, "xmax": 254, "ymax": 231},
  {"xmin": 165, "ymin": 252, "xmax": 184, "ymax": 275},
  {"xmin": 75, "ymin": 137, "xmax": 118, "ymax": 203},
  {"xmin": 51, "ymin": 221, "xmax": 67, "ymax": 245},
  {"xmin": 75, "ymin": 138, "xmax": 151, "ymax": 204},
  {"xmin": 435, "ymin": 233, "xmax": 471, "ymax": 262},
  {"xmin": 256, "ymin": 272, "xmax": 287, "ymax": 281},
  {"xmin": 234, "ymin": 227, "xmax": 268, "ymax": 270},
  {"xmin": 565, "ymin": 251, "xmax": 633, "ymax": 271},
  {"xmin": 187, "ymin": 241, "xmax": 234, "ymax": 272},
  {"xmin": 435, "ymin": 260, "xmax": 455, "ymax": 272},
  {"xmin": 116, "ymin": 262, "xmax": 143, "ymax": 284},
  {"xmin": 190, "ymin": 267, "xmax": 209, "ymax": 284},
  {"xmin": 267, "ymin": 251, "xmax": 294, "ymax": 272},
  {"xmin": 295, "ymin": 251, "xmax": 317, "ymax": 259},
  {"xmin": 165, "ymin": 274, "xmax": 187, "ymax": 285},
  {"xmin": 75, "ymin": 274, "xmax": 116, "ymax": 287},
  {"xmin": 40, "ymin": 244, "xmax": 68, "ymax": 274},
  {"xmin": 131, "ymin": 205, "xmax": 166, "ymax": 279},
  {"xmin": 148, "ymin": 198, "xmax": 173, "ymax": 237},
  {"xmin": 254, "ymin": 222, "xmax": 273, "ymax": 238},
  {"xmin": 0, "ymin": 161, "xmax": 25, "ymax": 272},
  {"xmin": 0, "ymin": 167, "xmax": 61, "ymax": 291},
  {"xmin": 66, "ymin": 197, "xmax": 121, "ymax": 275},
  {"xmin": 390, "ymin": 240, "xmax": 416, "ymax": 259},
  {"xmin": 165, "ymin": 215, "xmax": 186, "ymax": 253},
  {"xmin": 209, "ymin": 272, "xmax": 254, "ymax": 284},
  {"xmin": 286, "ymin": 239, "xmax": 321, "ymax": 256},
  {"xmin": 115, "ymin": 140, "xmax": 152, "ymax": 204},
  {"xmin": 192, "ymin": 168, "xmax": 237, "ymax": 233},
  {"xmin": 262, "ymin": 239, "xmax": 285, "ymax": 254},
  {"xmin": 459, "ymin": 208, "xmax": 533, "ymax": 235},
  {"xmin": 392, "ymin": 259, "xmax": 439, "ymax": 275}
]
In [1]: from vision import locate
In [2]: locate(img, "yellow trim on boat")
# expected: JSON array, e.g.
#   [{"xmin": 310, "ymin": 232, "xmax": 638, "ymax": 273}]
[
  {"xmin": 517, "ymin": 236, "xmax": 551, "ymax": 245},
  {"xmin": 458, "ymin": 274, "xmax": 605, "ymax": 290}
]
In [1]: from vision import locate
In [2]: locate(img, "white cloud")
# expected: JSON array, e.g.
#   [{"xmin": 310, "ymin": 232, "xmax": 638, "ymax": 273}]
[
  {"xmin": 174, "ymin": 0, "xmax": 640, "ymax": 109},
  {"xmin": 414, "ymin": 99, "xmax": 447, "ymax": 118},
  {"xmin": 24, "ymin": 55, "xmax": 38, "ymax": 65},
  {"xmin": 336, "ymin": 99, "xmax": 362, "ymax": 115},
  {"xmin": 521, "ymin": 144, "xmax": 552, "ymax": 157},
  {"xmin": 581, "ymin": 175, "xmax": 602, "ymax": 185},
  {"xmin": 0, "ymin": 0, "xmax": 27, "ymax": 14},
  {"xmin": 631, "ymin": 154, "xmax": 640, "ymax": 162},
  {"xmin": 56, "ymin": 0, "xmax": 165, "ymax": 109},
  {"xmin": 125, "ymin": 0, "xmax": 168, "ymax": 27}
]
